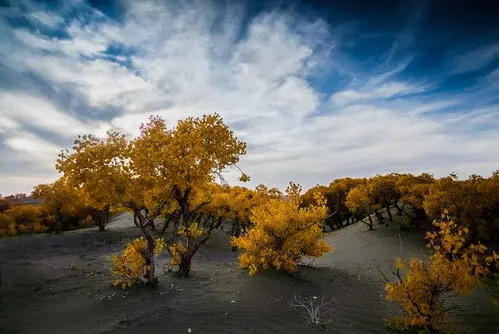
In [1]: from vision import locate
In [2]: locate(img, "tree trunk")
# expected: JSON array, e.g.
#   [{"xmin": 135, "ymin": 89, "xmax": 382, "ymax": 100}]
[
  {"xmin": 335, "ymin": 213, "xmax": 342, "ymax": 229},
  {"xmin": 385, "ymin": 203, "xmax": 393, "ymax": 222},
  {"xmin": 161, "ymin": 217, "xmax": 169, "ymax": 234},
  {"xmin": 179, "ymin": 256, "xmax": 192, "ymax": 278},
  {"xmin": 367, "ymin": 215, "xmax": 374, "ymax": 231},
  {"xmin": 133, "ymin": 213, "xmax": 139, "ymax": 227},
  {"xmin": 98, "ymin": 218, "xmax": 105, "ymax": 232},
  {"xmin": 91, "ymin": 206, "xmax": 109, "ymax": 232},
  {"xmin": 215, "ymin": 217, "xmax": 223, "ymax": 230},
  {"xmin": 414, "ymin": 207, "xmax": 427, "ymax": 231},
  {"xmin": 374, "ymin": 210, "xmax": 385, "ymax": 224},
  {"xmin": 133, "ymin": 209, "xmax": 158, "ymax": 286},
  {"xmin": 394, "ymin": 202, "xmax": 404, "ymax": 216},
  {"xmin": 178, "ymin": 246, "xmax": 198, "ymax": 278},
  {"xmin": 142, "ymin": 225, "xmax": 157, "ymax": 286},
  {"xmin": 231, "ymin": 217, "xmax": 241, "ymax": 252}
]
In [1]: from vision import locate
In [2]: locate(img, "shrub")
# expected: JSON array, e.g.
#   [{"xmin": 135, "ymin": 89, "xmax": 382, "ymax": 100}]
[
  {"xmin": 110, "ymin": 237, "xmax": 166, "ymax": 289},
  {"xmin": 233, "ymin": 183, "xmax": 332, "ymax": 275},
  {"xmin": 80, "ymin": 215, "xmax": 95, "ymax": 228},
  {"xmin": 0, "ymin": 214, "xmax": 16, "ymax": 237},
  {"xmin": 4, "ymin": 205, "xmax": 42, "ymax": 234},
  {"xmin": 384, "ymin": 213, "xmax": 498, "ymax": 332}
]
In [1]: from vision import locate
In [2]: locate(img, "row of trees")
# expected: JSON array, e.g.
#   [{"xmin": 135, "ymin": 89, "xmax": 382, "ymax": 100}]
[
  {"xmin": 0, "ymin": 180, "xmax": 114, "ymax": 238},
  {"xmin": 39, "ymin": 113, "xmax": 334, "ymax": 285},
  {"xmin": 300, "ymin": 172, "xmax": 499, "ymax": 242}
]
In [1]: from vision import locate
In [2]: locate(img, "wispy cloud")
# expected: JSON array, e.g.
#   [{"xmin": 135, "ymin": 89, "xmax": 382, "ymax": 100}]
[
  {"xmin": 448, "ymin": 43, "xmax": 499, "ymax": 74},
  {"xmin": 0, "ymin": 0, "xmax": 498, "ymax": 194}
]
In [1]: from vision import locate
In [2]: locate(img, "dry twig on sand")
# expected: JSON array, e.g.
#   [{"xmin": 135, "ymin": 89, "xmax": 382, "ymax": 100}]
[
  {"xmin": 95, "ymin": 291, "xmax": 116, "ymax": 303},
  {"xmin": 289, "ymin": 295, "xmax": 335, "ymax": 328}
]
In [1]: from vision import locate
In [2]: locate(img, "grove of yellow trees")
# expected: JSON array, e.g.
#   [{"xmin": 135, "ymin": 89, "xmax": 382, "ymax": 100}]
[{"xmin": 2, "ymin": 109, "xmax": 498, "ymax": 332}]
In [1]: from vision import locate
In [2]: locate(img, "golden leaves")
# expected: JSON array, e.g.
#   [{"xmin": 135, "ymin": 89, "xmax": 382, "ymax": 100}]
[
  {"xmin": 385, "ymin": 215, "xmax": 496, "ymax": 331},
  {"xmin": 239, "ymin": 173, "xmax": 250, "ymax": 183},
  {"xmin": 110, "ymin": 237, "xmax": 166, "ymax": 289},
  {"xmin": 233, "ymin": 183, "xmax": 332, "ymax": 276},
  {"xmin": 345, "ymin": 185, "xmax": 371, "ymax": 213}
]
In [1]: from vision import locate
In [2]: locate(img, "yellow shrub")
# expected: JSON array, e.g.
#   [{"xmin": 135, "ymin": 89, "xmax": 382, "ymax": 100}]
[
  {"xmin": 0, "ymin": 214, "xmax": 16, "ymax": 237},
  {"xmin": 168, "ymin": 243, "xmax": 188, "ymax": 266},
  {"xmin": 385, "ymin": 215, "xmax": 497, "ymax": 331},
  {"xmin": 80, "ymin": 215, "xmax": 95, "ymax": 228},
  {"xmin": 4, "ymin": 205, "xmax": 44, "ymax": 234},
  {"xmin": 233, "ymin": 184, "xmax": 332, "ymax": 275},
  {"xmin": 167, "ymin": 222, "xmax": 204, "ymax": 267},
  {"xmin": 32, "ymin": 222, "xmax": 48, "ymax": 233},
  {"xmin": 110, "ymin": 237, "xmax": 166, "ymax": 289}
]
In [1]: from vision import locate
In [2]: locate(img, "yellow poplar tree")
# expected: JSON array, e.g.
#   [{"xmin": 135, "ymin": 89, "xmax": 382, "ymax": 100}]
[
  {"xmin": 163, "ymin": 114, "xmax": 248, "ymax": 277},
  {"xmin": 56, "ymin": 132, "xmax": 129, "ymax": 231},
  {"xmin": 32, "ymin": 178, "xmax": 89, "ymax": 231},
  {"xmin": 56, "ymin": 113, "xmax": 247, "ymax": 283},
  {"xmin": 233, "ymin": 182, "xmax": 332, "ymax": 275},
  {"xmin": 345, "ymin": 185, "xmax": 375, "ymax": 230}
]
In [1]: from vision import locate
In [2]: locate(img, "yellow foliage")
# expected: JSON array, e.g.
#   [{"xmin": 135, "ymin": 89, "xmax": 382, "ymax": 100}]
[
  {"xmin": 385, "ymin": 215, "xmax": 497, "ymax": 331},
  {"xmin": 58, "ymin": 113, "xmax": 247, "ymax": 280},
  {"xmin": 177, "ymin": 222, "xmax": 205, "ymax": 239},
  {"xmin": 233, "ymin": 183, "xmax": 332, "ymax": 275},
  {"xmin": 3, "ymin": 205, "xmax": 48, "ymax": 235},
  {"xmin": 345, "ymin": 185, "xmax": 371, "ymax": 214},
  {"xmin": 56, "ymin": 132, "xmax": 129, "ymax": 212},
  {"xmin": 396, "ymin": 173, "xmax": 434, "ymax": 209},
  {"xmin": 110, "ymin": 237, "xmax": 165, "ymax": 289},
  {"xmin": 0, "ymin": 213, "xmax": 16, "ymax": 237},
  {"xmin": 168, "ymin": 243, "xmax": 188, "ymax": 266}
]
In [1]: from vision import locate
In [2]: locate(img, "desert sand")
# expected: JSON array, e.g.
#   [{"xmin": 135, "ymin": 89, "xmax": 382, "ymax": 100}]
[{"xmin": 0, "ymin": 212, "xmax": 497, "ymax": 334}]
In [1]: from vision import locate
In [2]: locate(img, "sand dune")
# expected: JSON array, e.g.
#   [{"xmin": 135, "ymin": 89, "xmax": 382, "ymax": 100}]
[{"xmin": 0, "ymin": 212, "xmax": 497, "ymax": 333}]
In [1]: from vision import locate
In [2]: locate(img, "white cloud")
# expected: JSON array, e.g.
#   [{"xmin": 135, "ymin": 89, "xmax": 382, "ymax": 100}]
[
  {"xmin": 330, "ymin": 82, "xmax": 420, "ymax": 106},
  {"xmin": 0, "ymin": 0, "xmax": 498, "ymax": 194},
  {"xmin": 450, "ymin": 43, "xmax": 499, "ymax": 74},
  {"xmin": 0, "ymin": 93, "xmax": 89, "ymax": 137},
  {"xmin": 5, "ymin": 131, "xmax": 61, "ymax": 160},
  {"xmin": 28, "ymin": 11, "xmax": 63, "ymax": 27}
]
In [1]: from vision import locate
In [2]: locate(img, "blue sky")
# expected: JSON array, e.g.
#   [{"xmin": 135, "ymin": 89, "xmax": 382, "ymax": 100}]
[{"xmin": 1, "ymin": 0, "xmax": 499, "ymax": 194}]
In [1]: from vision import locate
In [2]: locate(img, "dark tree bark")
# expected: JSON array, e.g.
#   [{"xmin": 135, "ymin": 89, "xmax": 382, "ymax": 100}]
[
  {"xmin": 231, "ymin": 216, "xmax": 242, "ymax": 251},
  {"xmin": 179, "ymin": 253, "xmax": 192, "ymax": 278},
  {"xmin": 366, "ymin": 214, "xmax": 374, "ymax": 231},
  {"xmin": 135, "ymin": 211, "xmax": 157, "ymax": 286},
  {"xmin": 90, "ymin": 205, "xmax": 110, "ymax": 232},
  {"xmin": 374, "ymin": 210, "xmax": 385, "ymax": 224},
  {"xmin": 143, "ymin": 226, "xmax": 157, "ymax": 285},
  {"xmin": 133, "ymin": 213, "xmax": 139, "ymax": 227},
  {"xmin": 393, "ymin": 202, "xmax": 404, "ymax": 216},
  {"xmin": 335, "ymin": 212, "xmax": 342, "ymax": 229},
  {"xmin": 385, "ymin": 202, "xmax": 393, "ymax": 222}
]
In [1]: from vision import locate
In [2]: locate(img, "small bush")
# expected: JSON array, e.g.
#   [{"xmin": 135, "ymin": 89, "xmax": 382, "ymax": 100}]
[
  {"xmin": 110, "ymin": 237, "xmax": 166, "ymax": 289},
  {"xmin": 0, "ymin": 214, "xmax": 16, "ymax": 237},
  {"xmin": 384, "ymin": 213, "xmax": 498, "ymax": 332},
  {"xmin": 80, "ymin": 215, "xmax": 95, "ymax": 228},
  {"xmin": 233, "ymin": 183, "xmax": 332, "ymax": 275},
  {"xmin": 4, "ymin": 205, "xmax": 42, "ymax": 234}
]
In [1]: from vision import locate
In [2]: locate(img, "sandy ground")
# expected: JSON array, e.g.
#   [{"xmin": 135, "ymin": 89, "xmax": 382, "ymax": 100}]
[{"xmin": 0, "ymin": 212, "xmax": 498, "ymax": 334}]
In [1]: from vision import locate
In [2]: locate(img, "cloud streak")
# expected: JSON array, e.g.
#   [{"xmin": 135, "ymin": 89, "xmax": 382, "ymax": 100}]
[{"xmin": 0, "ymin": 0, "xmax": 498, "ymax": 194}]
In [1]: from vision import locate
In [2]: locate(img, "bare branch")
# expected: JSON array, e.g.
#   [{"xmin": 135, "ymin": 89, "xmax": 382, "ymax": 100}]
[{"xmin": 289, "ymin": 295, "xmax": 335, "ymax": 327}]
